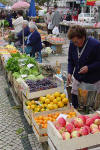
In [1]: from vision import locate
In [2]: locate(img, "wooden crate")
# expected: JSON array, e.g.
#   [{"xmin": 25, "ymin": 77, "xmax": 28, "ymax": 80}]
[
  {"xmin": 47, "ymin": 113, "xmax": 100, "ymax": 150},
  {"xmin": 24, "ymin": 112, "xmax": 32, "ymax": 126},
  {"xmin": 20, "ymin": 76, "xmax": 64, "ymax": 99},
  {"xmin": 32, "ymin": 106, "xmax": 80, "ymax": 135},
  {"xmin": 32, "ymin": 124, "xmax": 48, "ymax": 142},
  {"xmin": 7, "ymin": 71, "xmax": 13, "ymax": 84},
  {"xmin": 23, "ymin": 100, "xmax": 32, "ymax": 125}
]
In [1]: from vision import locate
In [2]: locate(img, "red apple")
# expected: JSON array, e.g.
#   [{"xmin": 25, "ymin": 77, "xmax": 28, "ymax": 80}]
[
  {"xmin": 99, "ymin": 125, "xmax": 100, "ymax": 130},
  {"xmin": 71, "ymin": 119, "xmax": 74, "ymax": 125},
  {"xmin": 71, "ymin": 130, "xmax": 80, "ymax": 138},
  {"xmin": 57, "ymin": 117, "xmax": 66, "ymax": 127},
  {"xmin": 65, "ymin": 123, "xmax": 74, "ymax": 133},
  {"xmin": 90, "ymin": 123, "xmax": 98, "ymax": 130},
  {"xmin": 94, "ymin": 119, "xmax": 100, "ymax": 125},
  {"xmin": 86, "ymin": 118, "xmax": 94, "ymax": 126},
  {"xmin": 91, "ymin": 128, "xmax": 100, "ymax": 134},
  {"xmin": 85, "ymin": 126, "xmax": 91, "ymax": 134},
  {"xmin": 85, "ymin": 116, "xmax": 90, "ymax": 120},
  {"xmin": 73, "ymin": 118, "xmax": 84, "ymax": 128},
  {"xmin": 78, "ymin": 115, "xmax": 86, "ymax": 124},
  {"xmin": 92, "ymin": 115, "xmax": 100, "ymax": 121},
  {"xmin": 58, "ymin": 127, "xmax": 66, "ymax": 134},
  {"xmin": 80, "ymin": 126, "xmax": 89, "ymax": 136},
  {"xmin": 62, "ymin": 132, "xmax": 70, "ymax": 140}
]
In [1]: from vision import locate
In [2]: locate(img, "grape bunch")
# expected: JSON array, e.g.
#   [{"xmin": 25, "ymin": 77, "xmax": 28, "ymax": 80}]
[{"xmin": 26, "ymin": 78, "xmax": 57, "ymax": 92}]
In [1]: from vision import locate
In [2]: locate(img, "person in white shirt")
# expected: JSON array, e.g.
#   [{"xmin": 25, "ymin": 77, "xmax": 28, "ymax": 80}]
[
  {"xmin": 12, "ymin": 11, "xmax": 23, "ymax": 33},
  {"xmin": 44, "ymin": 9, "xmax": 53, "ymax": 34}
]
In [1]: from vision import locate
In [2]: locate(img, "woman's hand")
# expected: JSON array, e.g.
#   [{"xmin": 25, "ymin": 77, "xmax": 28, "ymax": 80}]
[
  {"xmin": 78, "ymin": 66, "xmax": 88, "ymax": 74},
  {"xmin": 67, "ymin": 74, "xmax": 72, "ymax": 86}
]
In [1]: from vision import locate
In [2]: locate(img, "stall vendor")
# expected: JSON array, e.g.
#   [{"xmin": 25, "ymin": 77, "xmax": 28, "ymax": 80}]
[
  {"xmin": 67, "ymin": 25, "xmax": 100, "ymax": 109},
  {"xmin": 26, "ymin": 22, "xmax": 42, "ymax": 63},
  {"xmin": 15, "ymin": 20, "xmax": 30, "ymax": 47}
]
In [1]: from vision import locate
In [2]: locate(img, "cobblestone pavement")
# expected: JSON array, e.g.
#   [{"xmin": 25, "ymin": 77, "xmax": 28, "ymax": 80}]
[{"xmin": 0, "ymin": 67, "xmax": 43, "ymax": 150}]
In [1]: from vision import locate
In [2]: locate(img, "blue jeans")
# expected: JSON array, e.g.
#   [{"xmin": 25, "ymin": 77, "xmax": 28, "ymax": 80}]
[
  {"xmin": 18, "ymin": 46, "xmax": 32, "ymax": 54},
  {"xmin": 31, "ymin": 51, "xmax": 42, "ymax": 63}
]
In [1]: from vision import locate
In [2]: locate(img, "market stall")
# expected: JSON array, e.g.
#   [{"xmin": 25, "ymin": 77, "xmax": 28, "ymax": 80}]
[
  {"xmin": 59, "ymin": 21, "xmax": 100, "ymax": 40},
  {"xmin": 0, "ymin": 28, "xmax": 100, "ymax": 150}
]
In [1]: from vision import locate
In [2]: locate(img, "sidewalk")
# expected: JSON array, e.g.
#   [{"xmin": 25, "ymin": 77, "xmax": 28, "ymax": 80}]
[{"xmin": 0, "ymin": 66, "xmax": 43, "ymax": 150}]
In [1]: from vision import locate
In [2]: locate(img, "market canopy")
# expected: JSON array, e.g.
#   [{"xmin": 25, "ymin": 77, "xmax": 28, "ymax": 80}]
[
  {"xmin": 28, "ymin": 0, "xmax": 36, "ymax": 17},
  {"xmin": 11, "ymin": 1, "xmax": 30, "ymax": 10},
  {"xmin": 0, "ymin": 2, "xmax": 5, "ymax": 8}
]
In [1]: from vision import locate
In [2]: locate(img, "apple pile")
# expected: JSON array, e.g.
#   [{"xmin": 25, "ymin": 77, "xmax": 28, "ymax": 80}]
[{"xmin": 55, "ymin": 114, "xmax": 100, "ymax": 140}]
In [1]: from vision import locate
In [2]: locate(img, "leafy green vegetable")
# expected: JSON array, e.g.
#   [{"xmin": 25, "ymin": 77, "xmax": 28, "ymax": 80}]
[
  {"xmin": 20, "ymin": 67, "xmax": 30, "ymax": 75},
  {"xmin": 11, "ymin": 52, "xmax": 21, "ymax": 58},
  {"xmin": 36, "ymin": 74, "xmax": 44, "ymax": 80},
  {"xmin": 6, "ymin": 57, "xmax": 20, "ymax": 73},
  {"xmin": 25, "ymin": 75, "xmax": 37, "ymax": 80},
  {"xmin": 24, "ymin": 57, "xmax": 38, "ymax": 66},
  {"xmin": 13, "ymin": 72, "xmax": 21, "ymax": 79}
]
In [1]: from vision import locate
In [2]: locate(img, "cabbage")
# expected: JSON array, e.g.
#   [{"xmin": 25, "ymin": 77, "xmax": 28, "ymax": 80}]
[
  {"xmin": 16, "ymin": 78, "xmax": 24, "ymax": 84},
  {"xmin": 36, "ymin": 74, "xmax": 44, "ymax": 80},
  {"xmin": 25, "ymin": 75, "xmax": 37, "ymax": 80}
]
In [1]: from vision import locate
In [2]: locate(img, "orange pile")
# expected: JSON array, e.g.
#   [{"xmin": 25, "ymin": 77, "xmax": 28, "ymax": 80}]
[{"xmin": 34, "ymin": 111, "xmax": 76, "ymax": 129}]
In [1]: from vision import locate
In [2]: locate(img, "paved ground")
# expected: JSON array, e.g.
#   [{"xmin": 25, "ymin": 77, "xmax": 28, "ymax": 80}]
[{"xmin": 0, "ymin": 66, "xmax": 44, "ymax": 150}]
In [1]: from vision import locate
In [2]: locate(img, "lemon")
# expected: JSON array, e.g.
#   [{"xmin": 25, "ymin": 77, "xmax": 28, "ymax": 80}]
[
  {"xmin": 56, "ymin": 97, "xmax": 61, "ymax": 102},
  {"xmin": 62, "ymin": 98, "xmax": 69, "ymax": 104},
  {"xmin": 54, "ymin": 92, "xmax": 60, "ymax": 97},
  {"xmin": 31, "ymin": 100, "xmax": 35, "ymax": 104},
  {"xmin": 26, "ymin": 101, "xmax": 31, "ymax": 105},
  {"xmin": 31, "ymin": 104, "xmax": 35, "ymax": 109},
  {"xmin": 41, "ymin": 108, "xmax": 45, "ymax": 112},
  {"xmin": 46, "ymin": 94, "xmax": 51, "ymax": 99},
  {"xmin": 50, "ymin": 102, "xmax": 53, "ymax": 105},
  {"xmin": 53, "ymin": 104, "xmax": 58, "ymax": 109},
  {"xmin": 53, "ymin": 99, "xmax": 58, "ymax": 104},
  {"xmin": 28, "ymin": 101, "xmax": 32, "ymax": 106},
  {"xmin": 27, "ymin": 105, "xmax": 31, "ymax": 109},
  {"xmin": 47, "ymin": 104, "xmax": 54, "ymax": 110},
  {"xmin": 58, "ymin": 101, "xmax": 64, "ymax": 108},
  {"xmin": 49, "ymin": 95, "xmax": 55, "ymax": 102},
  {"xmin": 41, "ymin": 104, "xmax": 45, "ymax": 108},
  {"xmin": 39, "ymin": 96, "xmax": 46, "ymax": 103},
  {"xmin": 45, "ymin": 98, "xmax": 50, "ymax": 104},
  {"xmin": 61, "ymin": 93, "xmax": 66, "ymax": 99},
  {"xmin": 44, "ymin": 104, "xmax": 48, "ymax": 108}
]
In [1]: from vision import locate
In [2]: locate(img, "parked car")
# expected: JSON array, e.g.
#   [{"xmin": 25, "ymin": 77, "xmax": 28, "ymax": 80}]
[{"xmin": 78, "ymin": 13, "xmax": 95, "ymax": 23}]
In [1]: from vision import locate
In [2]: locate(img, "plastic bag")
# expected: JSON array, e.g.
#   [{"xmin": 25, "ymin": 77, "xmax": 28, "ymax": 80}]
[
  {"xmin": 52, "ymin": 26, "xmax": 59, "ymax": 35},
  {"xmin": 48, "ymin": 22, "xmax": 53, "ymax": 30}
]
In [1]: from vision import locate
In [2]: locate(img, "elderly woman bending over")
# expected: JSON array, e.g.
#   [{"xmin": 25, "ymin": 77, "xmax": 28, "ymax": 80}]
[{"xmin": 26, "ymin": 22, "xmax": 42, "ymax": 63}]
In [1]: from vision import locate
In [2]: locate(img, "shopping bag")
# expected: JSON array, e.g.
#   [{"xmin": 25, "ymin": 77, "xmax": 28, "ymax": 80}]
[
  {"xmin": 48, "ymin": 22, "xmax": 53, "ymax": 30},
  {"xmin": 52, "ymin": 26, "xmax": 59, "ymax": 35}
]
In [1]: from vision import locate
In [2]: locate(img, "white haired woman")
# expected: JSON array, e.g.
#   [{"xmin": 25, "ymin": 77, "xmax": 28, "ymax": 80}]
[{"xmin": 26, "ymin": 22, "xmax": 42, "ymax": 63}]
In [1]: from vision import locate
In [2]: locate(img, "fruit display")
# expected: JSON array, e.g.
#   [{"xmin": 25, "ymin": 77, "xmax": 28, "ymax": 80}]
[
  {"xmin": 55, "ymin": 114, "xmax": 100, "ymax": 140},
  {"xmin": 25, "ymin": 92, "xmax": 69, "ymax": 112},
  {"xmin": 46, "ymin": 35, "xmax": 65, "ymax": 45},
  {"xmin": 34, "ymin": 111, "xmax": 76, "ymax": 129},
  {"xmin": 25, "ymin": 78, "xmax": 57, "ymax": 92}
]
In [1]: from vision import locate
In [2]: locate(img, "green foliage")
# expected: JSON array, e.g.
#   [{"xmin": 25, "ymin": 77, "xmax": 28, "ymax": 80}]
[{"xmin": 6, "ymin": 57, "xmax": 20, "ymax": 73}]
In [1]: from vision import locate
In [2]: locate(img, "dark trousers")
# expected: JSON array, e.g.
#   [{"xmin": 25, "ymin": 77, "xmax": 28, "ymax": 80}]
[{"xmin": 72, "ymin": 94, "xmax": 78, "ymax": 109}]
